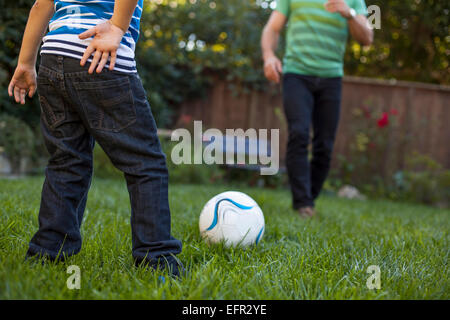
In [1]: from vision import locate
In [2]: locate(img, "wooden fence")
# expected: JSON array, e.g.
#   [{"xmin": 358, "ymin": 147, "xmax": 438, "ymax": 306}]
[{"xmin": 176, "ymin": 76, "xmax": 450, "ymax": 173}]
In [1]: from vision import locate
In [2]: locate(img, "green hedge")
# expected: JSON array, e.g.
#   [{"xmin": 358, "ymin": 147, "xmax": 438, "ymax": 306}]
[{"xmin": 0, "ymin": 114, "xmax": 34, "ymax": 173}]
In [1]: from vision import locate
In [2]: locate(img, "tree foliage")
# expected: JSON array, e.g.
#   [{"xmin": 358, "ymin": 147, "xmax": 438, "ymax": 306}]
[
  {"xmin": 345, "ymin": 0, "xmax": 449, "ymax": 83},
  {"xmin": 1, "ymin": 0, "xmax": 42, "ymax": 126},
  {"xmin": 1, "ymin": 0, "xmax": 448, "ymax": 130}
]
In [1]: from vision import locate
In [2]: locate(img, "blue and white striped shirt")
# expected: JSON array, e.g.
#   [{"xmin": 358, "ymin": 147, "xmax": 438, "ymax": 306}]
[{"xmin": 40, "ymin": 0, "xmax": 143, "ymax": 73}]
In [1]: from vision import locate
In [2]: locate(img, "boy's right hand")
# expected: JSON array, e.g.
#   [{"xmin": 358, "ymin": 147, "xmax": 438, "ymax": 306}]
[
  {"xmin": 8, "ymin": 64, "xmax": 37, "ymax": 105},
  {"xmin": 79, "ymin": 20, "xmax": 125, "ymax": 74}
]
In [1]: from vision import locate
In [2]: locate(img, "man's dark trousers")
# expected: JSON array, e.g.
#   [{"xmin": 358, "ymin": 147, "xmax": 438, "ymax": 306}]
[
  {"xmin": 283, "ymin": 73, "xmax": 342, "ymax": 210},
  {"xmin": 27, "ymin": 54, "xmax": 182, "ymax": 266}
]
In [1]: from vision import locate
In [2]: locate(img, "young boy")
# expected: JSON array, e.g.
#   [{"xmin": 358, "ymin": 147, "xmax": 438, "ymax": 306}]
[{"xmin": 8, "ymin": 0, "xmax": 184, "ymax": 277}]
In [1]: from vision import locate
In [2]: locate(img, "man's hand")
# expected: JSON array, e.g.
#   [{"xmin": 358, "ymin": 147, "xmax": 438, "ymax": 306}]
[
  {"xmin": 261, "ymin": 11, "xmax": 287, "ymax": 84},
  {"xmin": 325, "ymin": 0, "xmax": 373, "ymax": 45},
  {"xmin": 324, "ymin": 0, "xmax": 352, "ymax": 19},
  {"xmin": 79, "ymin": 20, "xmax": 125, "ymax": 73},
  {"xmin": 8, "ymin": 64, "xmax": 37, "ymax": 105},
  {"xmin": 263, "ymin": 55, "xmax": 283, "ymax": 84}
]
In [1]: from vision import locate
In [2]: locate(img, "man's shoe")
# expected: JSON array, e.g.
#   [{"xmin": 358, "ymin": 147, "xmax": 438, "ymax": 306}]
[{"xmin": 298, "ymin": 206, "xmax": 316, "ymax": 218}]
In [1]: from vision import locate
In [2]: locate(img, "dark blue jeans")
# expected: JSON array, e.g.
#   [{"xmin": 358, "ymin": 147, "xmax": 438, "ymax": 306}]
[
  {"xmin": 27, "ymin": 54, "xmax": 182, "ymax": 266},
  {"xmin": 283, "ymin": 73, "xmax": 342, "ymax": 209}
]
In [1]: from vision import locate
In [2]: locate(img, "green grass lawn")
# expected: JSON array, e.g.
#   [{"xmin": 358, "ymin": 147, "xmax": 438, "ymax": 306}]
[{"xmin": 0, "ymin": 177, "xmax": 448, "ymax": 299}]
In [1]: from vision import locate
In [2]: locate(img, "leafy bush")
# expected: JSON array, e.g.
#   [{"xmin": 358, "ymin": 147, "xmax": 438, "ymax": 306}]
[
  {"xmin": 345, "ymin": 0, "xmax": 449, "ymax": 84},
  {"xmin": 135, "ymin": 0, "xmax": 277, "ymax": 126},
  {"xmin": 393, "ymin": 153, "xmax": 450, "ymax": 207},
  {"xmin": 334, "ymin": 101, "xmax": 401, "ymax": 186},
  {"xmin": 331, "ymin": 150, "xmax": 450, "ymax": 207},
  {"xmin": 330, "ymin": 102, "xmax": 449, "ymax": 207},
  {"xmin": 0, "ymin": 114, "xmax": 34, "ymax": 173},
  {"xmin": 1, "ymin": 1, "xmax": 42, "ymax": 128}
]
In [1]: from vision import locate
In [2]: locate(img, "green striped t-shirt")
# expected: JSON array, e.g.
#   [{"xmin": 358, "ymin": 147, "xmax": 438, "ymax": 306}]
[{"xmin": 276, "ymin": 0, "xmax": 367, "ymax": 77}]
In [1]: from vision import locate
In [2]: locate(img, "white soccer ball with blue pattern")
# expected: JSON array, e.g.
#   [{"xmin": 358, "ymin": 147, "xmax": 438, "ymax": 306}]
[{"xmin": 199, "ymin": 191, "xmax": 265, "ymax": 247}]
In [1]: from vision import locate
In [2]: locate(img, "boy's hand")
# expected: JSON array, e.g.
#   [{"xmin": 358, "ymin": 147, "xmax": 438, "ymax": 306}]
[
  {"xmin": 8, "ymin": 64, "xmax": 37, "ymax": 105},
  {"xmin": 79, "ymin": 20, "xmax": 125, "ymax": 74}
]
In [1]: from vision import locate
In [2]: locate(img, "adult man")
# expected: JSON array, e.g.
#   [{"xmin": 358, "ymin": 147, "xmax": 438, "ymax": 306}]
[{"xmin": 261, "ymin": 0, "xmax": 373, "ymax": 217}]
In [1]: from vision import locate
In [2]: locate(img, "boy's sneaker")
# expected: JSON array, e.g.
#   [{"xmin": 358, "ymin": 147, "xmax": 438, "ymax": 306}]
[
  {"xmin": 24, "ymin": 251, "xmax": 65, "ymax": 264},
  {"xmin": 135, "ymin": 256, "xmax": 185, "ymax": 279}
]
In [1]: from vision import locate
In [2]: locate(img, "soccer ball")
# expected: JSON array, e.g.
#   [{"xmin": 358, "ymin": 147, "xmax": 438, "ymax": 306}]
[{"xmin": 199, "ymin": 191, "xmax": 265, "ymax": 247}]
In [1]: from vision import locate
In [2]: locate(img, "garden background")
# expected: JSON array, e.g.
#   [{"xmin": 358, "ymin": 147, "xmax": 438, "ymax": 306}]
[
  {"xmin": 1, "ymin": 0, "xmax": 449, "ymax": 207},
  {"xmin": 1, "ymin": 0, "xmax": 449, "ymax": 301}
]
